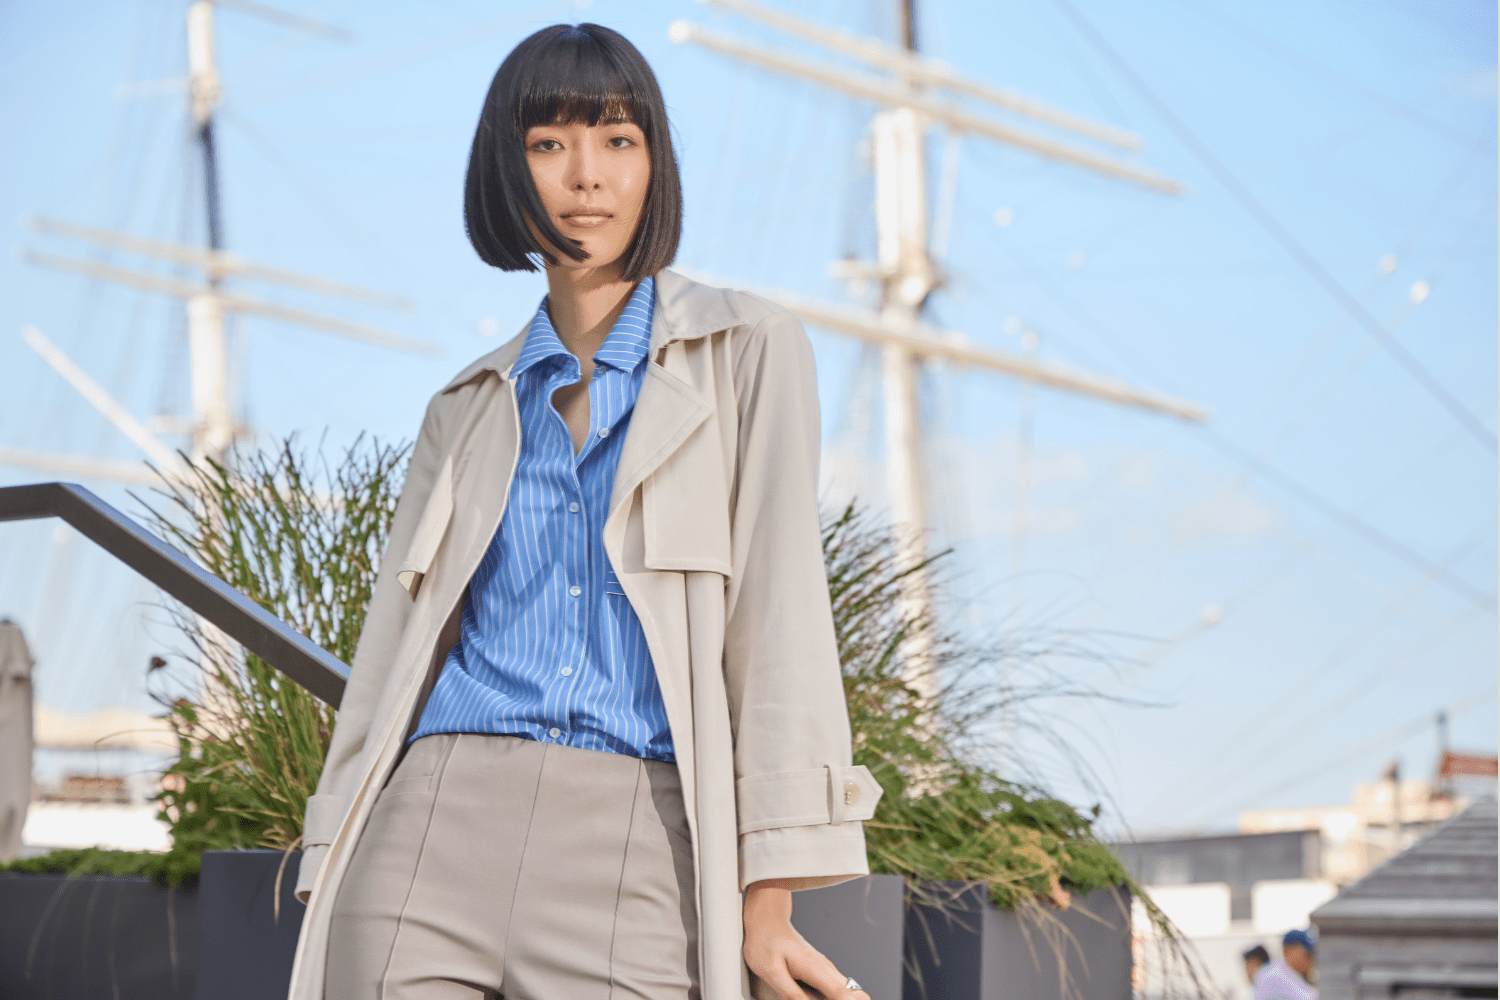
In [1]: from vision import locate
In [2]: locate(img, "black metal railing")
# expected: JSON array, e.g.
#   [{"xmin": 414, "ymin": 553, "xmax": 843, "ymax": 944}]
[{"xmin": 0, "ymin": 482, "xmax": 348, "ymax": 706}]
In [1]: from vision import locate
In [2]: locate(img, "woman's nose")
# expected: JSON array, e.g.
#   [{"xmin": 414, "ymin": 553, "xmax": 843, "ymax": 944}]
[{"xmin": 566, "ymin": 144, "xmax": 601, "ymax": 192}]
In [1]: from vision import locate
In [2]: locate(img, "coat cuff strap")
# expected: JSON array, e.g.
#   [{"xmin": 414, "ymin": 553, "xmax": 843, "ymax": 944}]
[
  {"xmin": 736, "ymin": 764, "xmax": 881, "ymax": 835},
  {"xmin": 294, "ymin": 843, "xmax": 328, "ymax": 905},
  {"xmin": 302, "ymin": 792, "xmax": 343, "ymax": 848}
]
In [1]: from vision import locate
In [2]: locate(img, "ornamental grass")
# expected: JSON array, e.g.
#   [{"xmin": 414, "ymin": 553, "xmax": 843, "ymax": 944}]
[
  {"xmin": 56, "ymin": 435, "xmax": 1209, "ymax": 997},
  {"xmin": 824, "ymin": 504, "xmax": 1212, "ymax": 997},
  {"xmin": 141, "ymin": 435, "xmax": 407, "ymax": 854}
]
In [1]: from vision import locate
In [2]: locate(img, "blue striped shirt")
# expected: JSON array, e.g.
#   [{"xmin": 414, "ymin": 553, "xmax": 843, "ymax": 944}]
[{"xmin": 410, "ymin": 277, "xmax": 673, "ymax": 761}]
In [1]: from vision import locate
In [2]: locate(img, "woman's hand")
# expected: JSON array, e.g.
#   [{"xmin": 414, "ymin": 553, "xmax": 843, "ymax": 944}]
[{"xmin": 743, "ymin": 879, "xmax": 872, "ymax": 1000}]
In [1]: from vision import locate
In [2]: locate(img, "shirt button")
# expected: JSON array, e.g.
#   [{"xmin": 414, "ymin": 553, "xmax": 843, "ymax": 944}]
[
  {"xmin": 568, "ymin": 501, "xmax": 580, "ymax": 513},
  {"xmin": 568, "ymin": 585, "xmax": 582, "ymax": 597},
  {"xmin": 560, "ymin": 666, "xmax": 573, "ymax": 677},
  {"xmin": 597, "ymin": 427, "xmax": 610, "ymax": 438},
  {"xmin": 548, "ymin": 727, "xmax": 561, "ymax": 738}
]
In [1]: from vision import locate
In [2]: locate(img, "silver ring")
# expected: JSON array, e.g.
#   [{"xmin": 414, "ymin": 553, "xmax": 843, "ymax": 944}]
[{"xmin": 845, "ymin": 977, "xmax": 862, "ymax": 991}]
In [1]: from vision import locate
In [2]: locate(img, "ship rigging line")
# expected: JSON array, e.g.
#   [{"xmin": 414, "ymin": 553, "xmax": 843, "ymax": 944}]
[
  {"xmin": 1051, "ymin": 0, "xmax": 1498, "ymax": 457},
  {"xmin": 1197, "ymin": 430, "xmax": 1495, "ymax": 612},
  {"xmin": 996, "ymin": 166, "xmax": 1493, "ymax": 638},
  {"xmin": 1161, "ymin": 684, "xmax": 1496, "ymax": 832},
  {"xmin": 1148, "ymin": 530, "xmax": 1487, "ymax": 820},
  {"xmin": 1, "ymin": 0, "xmax": 189, "ymax": 697},
  {"xmin": 966, "ymin": 227, "xmax": 1496, "ymax": 615},
  {"xmin": 1169, "ymin": 0, "xmax": 1495, "ymax": 157},
  {"xmin": 1105, "ymin": 249, "xmax": 1486, "ymax": 642}
]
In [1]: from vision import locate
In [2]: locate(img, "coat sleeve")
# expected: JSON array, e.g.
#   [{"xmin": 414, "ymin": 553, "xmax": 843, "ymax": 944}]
[
  {"xmin": 295, "ymin": 392, "xmax": 447, "ymax": 902},
  {"xmin": 723, "ymin": 308, "xmax": 881, "ymax": 892}
]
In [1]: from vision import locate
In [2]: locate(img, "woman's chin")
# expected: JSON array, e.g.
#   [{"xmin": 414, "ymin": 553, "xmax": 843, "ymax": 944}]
[{"xmin": 554, "ymin": 245, "xmax": 629, "ymax": 276}]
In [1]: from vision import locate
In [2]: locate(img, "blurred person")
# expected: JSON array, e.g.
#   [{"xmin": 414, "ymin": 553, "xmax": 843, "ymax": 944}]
[
  {"xmin": 1253, "ymin": 929, "xmax": 1317, "ymax": 1000},
  {"xmin": 1243, "ymin": 944, "xmax": 1271, "ymax": 985},
  {"xmin": 286, "ymin": 21, "xmax": 879, "ymax": 1000}
]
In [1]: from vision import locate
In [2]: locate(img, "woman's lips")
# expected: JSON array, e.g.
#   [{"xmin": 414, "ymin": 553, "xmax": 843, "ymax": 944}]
[{"xmin": 560, "ymin": 212, "xmax": 612, "ymax": 229}]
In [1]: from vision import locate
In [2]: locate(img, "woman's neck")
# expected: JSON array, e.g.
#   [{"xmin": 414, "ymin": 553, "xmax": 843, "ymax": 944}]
[{"xmin": 544, "ymin": 265, "xmax": 637, "ymax": 367}]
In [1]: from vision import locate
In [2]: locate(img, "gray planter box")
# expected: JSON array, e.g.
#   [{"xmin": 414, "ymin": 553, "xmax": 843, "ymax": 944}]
[
  {"xmin": 0, "ymin": 871, "xmax": 198, "ymax": 1000},
  {"xmin": 196, "ymin": 849, "xmax": 305, "ymax": 1000},
  {"xmin": 3, "ymin": 859, "xmax": 1130, "ymax": 1000},
  {"xmin": 792, "ymin": 873, "xmax": 908, "ymax": 998},
  {"xmin": 792, "ymin": 876, "xmax": 1133, "ymax": 1000},
  {"xmin": 905, "ymin": 882, "xmax": 1132, "ymax": 1000},
  {"xmin": 0, "ymin": 850, "xmax": 304, "ymax": 1000}
]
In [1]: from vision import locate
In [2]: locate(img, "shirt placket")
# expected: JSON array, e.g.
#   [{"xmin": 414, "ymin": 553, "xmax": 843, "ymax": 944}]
[
  {"xmin": 544, "ymin": 360, "xmax": 590, "ymax": 746},
  {"xmin": 571, "ymin": 363, "xmax": 619, "ymax": 746}
]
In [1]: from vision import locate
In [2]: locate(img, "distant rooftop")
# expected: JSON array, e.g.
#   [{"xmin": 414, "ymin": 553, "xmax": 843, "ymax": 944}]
[{"xmin": 1312, "ymin": 798, "xmax": 1498, "ymax": 935}]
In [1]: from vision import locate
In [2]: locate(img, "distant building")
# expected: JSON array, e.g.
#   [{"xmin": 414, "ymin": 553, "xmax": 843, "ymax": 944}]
[
  {"xmin": 1115, "ymin": 828, "xmax": 1323, "ymax": 926},
  {"xmin": 1114, "ymin": 830, "xmax": 1334, "ymax": 1000},
  {"xmin": 1240, "ymin": 777, "xmax": 1470, "ymax": 885},
  {"xmin": 21, "ymin": 772, "xmax": 170, "ymax": 855},
  {"xmin": 19, "ymin": 705, "xmax": 177, "ymax": 857},
  {"xmin": 1312, "ymin": 799, "xmax": 1497, "ymax": 999},
  {"xmin": 1118, "ymin": 759, "xmax": 1496, "ymax": 1000}
]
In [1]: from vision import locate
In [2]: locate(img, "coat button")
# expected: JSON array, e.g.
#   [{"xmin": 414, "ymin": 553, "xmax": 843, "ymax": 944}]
[{"xmin": 843, "ymin": 780, "xmax": 861, "ymax": 806}]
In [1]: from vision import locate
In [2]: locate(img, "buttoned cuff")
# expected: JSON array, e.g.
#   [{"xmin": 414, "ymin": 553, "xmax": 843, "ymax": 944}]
[
  {"xmin": 294, "ymin": 843, "xmax": 329, "ymax": 904},
  {"xmin": 739, "ymin": 823, "xmax": 871, "ymax": 892},
  {"xmin": 736, "ymin": 764, "xmax": 881, "ymax": 834}
]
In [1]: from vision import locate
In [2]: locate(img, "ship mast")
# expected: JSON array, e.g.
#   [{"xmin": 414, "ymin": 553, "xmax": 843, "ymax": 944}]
[
  {"xmin": 187, "ymin": 0, "xmax": 231, "ymax": 465},
  {"xmin": 672, "ymin": 0, "xmax": 1206, "ymax": 701},
  {"xmin": 876, "ymin": 0, "xmax": 939, "ymax": 692},
  {"xmin": 10, "ymin": 1, "xmax": 433, "ymax": 486}
]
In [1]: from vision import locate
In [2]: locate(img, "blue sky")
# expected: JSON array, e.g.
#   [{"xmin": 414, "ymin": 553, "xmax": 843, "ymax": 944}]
[{"xmin": 0, "ymin": 0, "xmax": 1493, "ymax": 836}]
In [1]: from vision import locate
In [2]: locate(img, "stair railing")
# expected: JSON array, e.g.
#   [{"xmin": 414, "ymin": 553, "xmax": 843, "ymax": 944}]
[{"xmin": 0, "ymin": 481, "xmax": 349, "ymax": 706}]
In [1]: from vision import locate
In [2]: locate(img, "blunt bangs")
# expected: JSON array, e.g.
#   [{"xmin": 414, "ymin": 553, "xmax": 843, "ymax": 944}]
[
  {"xmin": 464, "ymin": 24, "xmax": 682, "ymax": 282},
  {"xmin": 513, "ymin": 30, "xmax": 650, "ymax": 135}
]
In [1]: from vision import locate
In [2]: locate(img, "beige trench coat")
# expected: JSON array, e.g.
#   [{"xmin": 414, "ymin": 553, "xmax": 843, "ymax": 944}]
[{"xmin": 288, "ymin": 269, "xmax": 881, "ymax": 1000}]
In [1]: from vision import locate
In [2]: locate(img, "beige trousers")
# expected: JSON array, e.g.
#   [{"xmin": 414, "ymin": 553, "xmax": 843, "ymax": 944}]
[{"xmin": 327, "ymin": 733, "xmax": 700, "ymax": 1000}]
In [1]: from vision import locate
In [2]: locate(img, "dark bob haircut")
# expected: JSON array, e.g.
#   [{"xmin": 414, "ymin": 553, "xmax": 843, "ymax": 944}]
[{"xmin": 464, "ymin": 24, "xmax": 681, "ymax": 282}]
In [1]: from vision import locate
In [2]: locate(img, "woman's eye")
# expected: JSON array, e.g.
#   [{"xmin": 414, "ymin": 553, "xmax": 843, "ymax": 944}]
[
  {"xmin": 532, "ymin": 139, "xmax": 562, "ymax": 152},
  {"xmin": 608, "ymin": 136, "xmax": 634, "ymax": 148}
]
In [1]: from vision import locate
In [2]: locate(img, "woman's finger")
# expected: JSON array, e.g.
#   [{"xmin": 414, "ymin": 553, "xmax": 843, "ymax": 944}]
[
  {"xmin": 786, "ymin": 946, "xmax": 871, "ymax": 1000},
  {"xmin": 758, "ymin": 965, "xmax": 810, "ymax": 1000}
]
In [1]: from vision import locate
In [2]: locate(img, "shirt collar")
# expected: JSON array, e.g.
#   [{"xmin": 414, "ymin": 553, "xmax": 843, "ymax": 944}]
[
  {"xmin": 512, "ymin": 276, "xmax": 656, "ymax": 379},
  {"xmin": 441, "ymin": 270, "xmax": 742, "ymax": 395}
]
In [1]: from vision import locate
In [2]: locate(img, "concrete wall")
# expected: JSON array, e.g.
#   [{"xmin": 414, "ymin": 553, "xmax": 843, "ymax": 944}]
[{"xmin": 1114, "ymin": 830, "xmax": 1317, "ymax": 922}]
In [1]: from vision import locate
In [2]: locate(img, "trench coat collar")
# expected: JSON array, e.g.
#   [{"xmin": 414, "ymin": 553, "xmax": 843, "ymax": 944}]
[
  {"xmin": 649, "ymin": 268, "xmax": 743, "ymax": 352},
  {"xmin": 439, "ymin": 269, "xmax": 741, "ymax": 395}
]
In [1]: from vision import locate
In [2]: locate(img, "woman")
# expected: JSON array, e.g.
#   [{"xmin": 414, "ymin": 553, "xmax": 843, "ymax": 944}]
[{"xmin": 288, "ymin": 23, "xmax": 880, "ymax": 1000}]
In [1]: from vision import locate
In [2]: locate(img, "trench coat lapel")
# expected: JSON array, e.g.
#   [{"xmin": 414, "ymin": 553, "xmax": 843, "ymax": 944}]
[
  {"xmin": 608, "ymin": 362, "xmax": 712, "ymax": 514},
  {"xmin": 608, "ymin": 269, "xmax": 742, "ymax": 513},
  {"xmin": 442, "ymin": 271, "xmax": 740, "ymax": 522}
]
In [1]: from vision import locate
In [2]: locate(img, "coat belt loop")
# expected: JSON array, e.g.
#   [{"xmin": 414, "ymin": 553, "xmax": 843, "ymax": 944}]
[{"xmin": 827, "ymin": 764, "xmax": 846, "ymax": 827}]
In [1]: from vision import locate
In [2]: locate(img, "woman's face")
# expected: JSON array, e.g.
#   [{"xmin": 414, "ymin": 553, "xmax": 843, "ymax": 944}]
[{"xmin": 524, "ymin": 118, "xmax": 651, "ymax": 276}]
